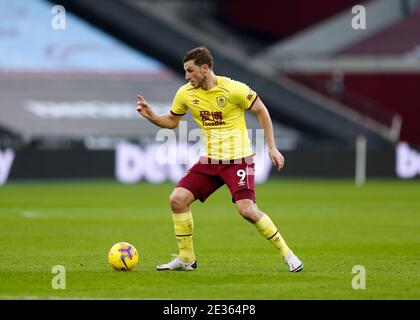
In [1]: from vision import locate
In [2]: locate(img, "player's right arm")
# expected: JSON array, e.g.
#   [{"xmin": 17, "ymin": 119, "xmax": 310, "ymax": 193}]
[{"xmin": 136, "ymin": 95, "xmax": 182, "ymax": 129}]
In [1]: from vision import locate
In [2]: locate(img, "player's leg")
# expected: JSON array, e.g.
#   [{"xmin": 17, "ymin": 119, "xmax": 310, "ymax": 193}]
[
  {"xmin": 156, "ymin": 187, "xmax": 197, "ymax": 271},
  {"xmin": 235, "ymin": 199, "xmax": 303, "ymax": 272},
  {"xmin": 169, "ymin": 187, "xmax": 196, "ymax": 262},
  {"xmin": 236, "ymin": 199, "xmax": 291, "ymax": 257},
  {"xmin": 221, "ymin": 159, "xmax": 303, "ymax": 272},
  {"xmin": 157, "ymin": 162, "xmax": 224, "ymax": 271}
]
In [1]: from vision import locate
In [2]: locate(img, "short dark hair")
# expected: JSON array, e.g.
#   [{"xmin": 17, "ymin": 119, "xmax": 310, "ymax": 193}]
[{"xmin": 183, "ymin": 47, "xmax": 213, "ymax": 69}]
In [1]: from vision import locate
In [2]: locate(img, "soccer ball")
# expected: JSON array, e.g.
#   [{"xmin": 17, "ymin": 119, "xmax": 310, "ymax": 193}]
[{"xmin": 108, "ymin": 242, "xmax": 139, "ymax": 271}]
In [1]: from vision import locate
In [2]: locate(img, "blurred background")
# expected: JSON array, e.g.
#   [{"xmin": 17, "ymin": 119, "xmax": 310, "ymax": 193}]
[{"xmin": 1, "ymin": 0, "xmax": 420, "ymax": 185}]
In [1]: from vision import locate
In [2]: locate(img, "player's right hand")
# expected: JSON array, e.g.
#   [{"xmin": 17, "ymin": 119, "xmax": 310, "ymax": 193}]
[{"xmin": 136, "ymin": 95, "xmax": 153, "ymax": 119}]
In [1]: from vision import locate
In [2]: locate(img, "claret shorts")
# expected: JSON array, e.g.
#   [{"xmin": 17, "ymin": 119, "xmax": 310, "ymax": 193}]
[{"xmin": 177, "ymin": 156, "xmax": 256, "ymax": 203}]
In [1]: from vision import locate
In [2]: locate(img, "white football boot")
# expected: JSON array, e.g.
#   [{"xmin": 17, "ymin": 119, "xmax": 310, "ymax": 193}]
[
  {"xmin": 285, "ymin": 251, "xmax": 303, "ymax": 272},
  {"xmin": 156, "ymin": 255, "xmax": 197, "ymax": 271}
]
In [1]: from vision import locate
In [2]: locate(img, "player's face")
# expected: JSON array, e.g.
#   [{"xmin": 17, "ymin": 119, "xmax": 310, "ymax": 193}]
[{"xmin": 184, "ymin": 60, "xmax": 207, "ymax": 89}]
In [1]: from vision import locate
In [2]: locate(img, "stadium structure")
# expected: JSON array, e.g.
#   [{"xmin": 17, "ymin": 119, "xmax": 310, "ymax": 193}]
[{"xmin": 1, "ymin": 0, "xmax": 420, "ymax": 184}]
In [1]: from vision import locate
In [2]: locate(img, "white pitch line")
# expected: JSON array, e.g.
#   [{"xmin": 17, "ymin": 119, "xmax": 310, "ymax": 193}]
[{"xmin": 21, "ymin": 211, "xmax": 42, "ymax": 218}]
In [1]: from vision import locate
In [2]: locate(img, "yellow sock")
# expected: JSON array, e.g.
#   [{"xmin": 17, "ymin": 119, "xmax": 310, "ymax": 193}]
[
  {"xmin": 255, "ymin": 213, "xmax": 291, "ymax": 258},
  {"xmin": 172, "ymin": 211, "xmax": 195, "ymax": 262}
]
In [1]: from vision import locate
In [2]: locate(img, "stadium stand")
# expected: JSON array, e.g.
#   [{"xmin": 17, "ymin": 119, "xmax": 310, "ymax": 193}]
[
  {"xmin": 48, "ymin": 0, "xmax": 393, "ymax": 147},
  {"xmin": 333, "ymin": 6, "xmax": 420, "ymax": 145},
  {"xmin": 256, "ymin": 0, "xmax": 420, "ymax": 145},
  {"xmin": 0, "ymin": 0, "xmax": 297, "ymax": 151},
  {"xmin": 2, "ymin": 0, "xmax": 417, "ymax": 183}
]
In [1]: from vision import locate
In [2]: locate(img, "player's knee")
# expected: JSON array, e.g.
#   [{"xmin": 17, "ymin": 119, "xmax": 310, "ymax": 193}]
[
  {"xmin": 169, "ymin": 190, "xmax": 189, "ymax": 212},
  {"xmin": 236, "ymin": 201, "xmax": 259, "ymax": 223}
]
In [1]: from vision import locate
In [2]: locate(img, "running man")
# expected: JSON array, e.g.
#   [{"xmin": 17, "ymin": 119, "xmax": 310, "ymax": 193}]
[{"xmin": 136, "ymin": 47, "xmax": 303, "ymax": 272}]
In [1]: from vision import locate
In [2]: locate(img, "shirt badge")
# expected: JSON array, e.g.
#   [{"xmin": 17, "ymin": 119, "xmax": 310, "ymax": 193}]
[{"xmin": 216, "ymin": 96, "xmax": 226, "ymax": 107}]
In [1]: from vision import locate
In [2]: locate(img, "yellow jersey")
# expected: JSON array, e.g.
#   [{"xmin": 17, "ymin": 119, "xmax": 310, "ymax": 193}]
[{"xmin": 171, "ymin": 76, "xmax": 258, "ymax": 160}]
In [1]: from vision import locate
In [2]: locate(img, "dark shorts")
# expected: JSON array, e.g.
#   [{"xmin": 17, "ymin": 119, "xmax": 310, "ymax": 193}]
[{"xmin": 177, "ymin": 156, "xmax": 256, "ymax": 203}]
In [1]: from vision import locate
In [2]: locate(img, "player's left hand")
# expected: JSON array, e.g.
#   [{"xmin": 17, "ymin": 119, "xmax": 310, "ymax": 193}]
[{"xmin": 268, "ymin": 147, "xmax": 285, "ymax": 171}]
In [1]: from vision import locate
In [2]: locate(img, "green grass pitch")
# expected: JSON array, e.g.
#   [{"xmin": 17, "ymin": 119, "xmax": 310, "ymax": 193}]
[{"xmin": 0, "ymin": 179, "xmax": 419, "ymax": 300}]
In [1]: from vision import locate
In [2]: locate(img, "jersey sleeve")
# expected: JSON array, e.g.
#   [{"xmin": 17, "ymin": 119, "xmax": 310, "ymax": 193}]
[
  {"xmin": 171, "ymin": 87, "xmax": 188, "ymax": 116},
  {"xmin": 233, "ymin": 80, "xmax": 258, "ymax": 110}
]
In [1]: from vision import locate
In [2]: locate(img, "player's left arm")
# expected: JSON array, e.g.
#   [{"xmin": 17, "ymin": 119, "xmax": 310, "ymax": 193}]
[{"xmin": 248, "ymin": 97, "xmax": 285, "ymax": 171}]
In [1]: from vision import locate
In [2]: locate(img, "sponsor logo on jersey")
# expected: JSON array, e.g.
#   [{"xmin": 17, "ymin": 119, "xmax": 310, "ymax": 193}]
[
  {"xmin": 246, "ymin": 89, "xmax": 255, "ymax": 101},
  {"xmin": 199, "ymin": 110, "xmax": 225, "ymax": 126}
]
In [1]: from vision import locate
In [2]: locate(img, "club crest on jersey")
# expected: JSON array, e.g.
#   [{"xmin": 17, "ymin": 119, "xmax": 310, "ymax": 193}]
[{"xmin": 216, "ymin": 96, "xmax": 226, "ymax": 107}]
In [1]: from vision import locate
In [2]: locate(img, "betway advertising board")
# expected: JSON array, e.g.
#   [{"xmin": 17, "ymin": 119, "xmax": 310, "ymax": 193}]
[{"xmin": 1, "ymin": 142, "xmax": 419, "ymax": 185}]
